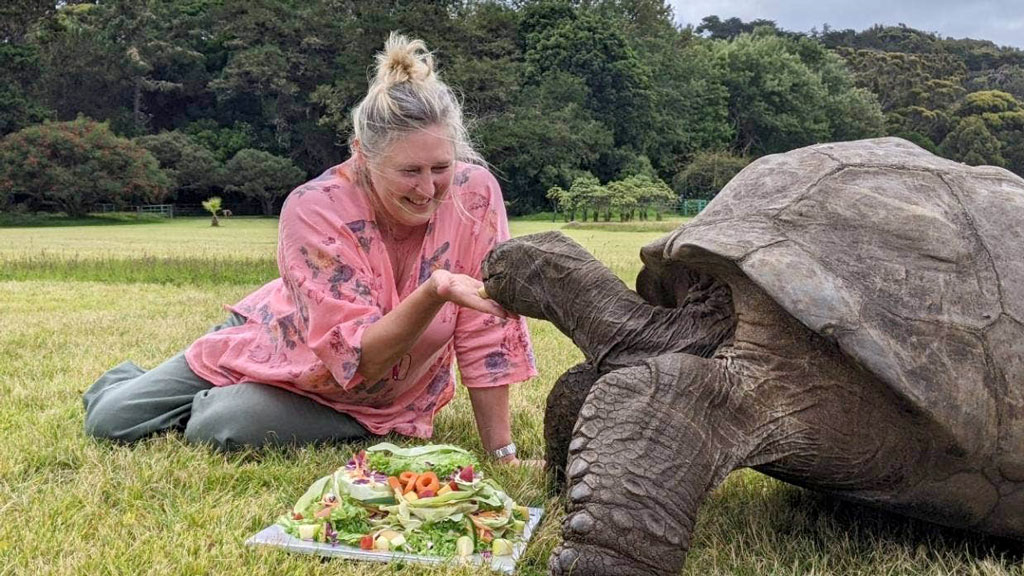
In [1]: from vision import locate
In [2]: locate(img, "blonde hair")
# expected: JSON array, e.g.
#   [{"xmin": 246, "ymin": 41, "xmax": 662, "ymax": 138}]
[{"xmin": 350, "ymin": 32, "xmax": 484, "ymax": 213}]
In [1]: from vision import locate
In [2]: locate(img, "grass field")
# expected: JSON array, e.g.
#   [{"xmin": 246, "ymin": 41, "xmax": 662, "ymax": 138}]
[{"xmin": 1, "ymin": 216, "xmax": 1021, "ymax": 575}]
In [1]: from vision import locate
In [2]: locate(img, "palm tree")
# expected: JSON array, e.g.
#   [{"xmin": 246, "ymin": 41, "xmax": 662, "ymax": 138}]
[{"xmin": 201, "ymin": 196, "xmax": 223, "ymax": 227}]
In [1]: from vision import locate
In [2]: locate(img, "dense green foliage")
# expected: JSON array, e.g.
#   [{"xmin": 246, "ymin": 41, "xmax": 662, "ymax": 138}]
[
  {"xmin": 2, "ymin": 1, "xmax": 1022, "ymax": 216},
  {"xmin": 548, "ymin": 172, "xmax": 676, "ymax": 221},
  {"xmin": 135, "ymin": 130, "xmax": 222, "ymax": 202},
  {"xmin": 674, "ymin": 150, "xmax": 752, "ymax": 200},
  {"xmin": 0, "ymin": 117, "xmax": 169, "ymax": 217},
  {"xmin": 222, "ymin": 148, "xmax": 305, "ymax": 216}
]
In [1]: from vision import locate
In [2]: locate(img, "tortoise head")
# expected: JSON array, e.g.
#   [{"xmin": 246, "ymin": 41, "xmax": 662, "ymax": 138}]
[{"xmin": 482, "ymin": 231, "xmax": 595, "ymax": 319}]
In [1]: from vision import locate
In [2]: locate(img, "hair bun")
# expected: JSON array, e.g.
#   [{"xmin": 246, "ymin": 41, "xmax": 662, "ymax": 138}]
[{"xmin": 374, "ymin": 32, "xmax": 435, "ymax": 88}]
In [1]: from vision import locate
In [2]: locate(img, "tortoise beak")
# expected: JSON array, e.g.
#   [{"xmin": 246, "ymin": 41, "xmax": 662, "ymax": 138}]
[{"xmin": 481, "ymin": 244, "xmax": 508, "ymax": 286}]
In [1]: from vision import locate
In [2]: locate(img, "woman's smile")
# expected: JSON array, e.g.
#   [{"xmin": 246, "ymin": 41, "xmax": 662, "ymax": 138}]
[{"xmin": 403, "ymin": 196, "xmax": 433, "ymax": 208}]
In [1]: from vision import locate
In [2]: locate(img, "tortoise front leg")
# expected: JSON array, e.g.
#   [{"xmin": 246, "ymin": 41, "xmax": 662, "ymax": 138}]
[
  {"xmin": 545, "ymin": 363, "xmax": 602, "ymax": 489},
  {"xmin": 549, "ymin": 353, "xmax": 754, "ymax": 576}
]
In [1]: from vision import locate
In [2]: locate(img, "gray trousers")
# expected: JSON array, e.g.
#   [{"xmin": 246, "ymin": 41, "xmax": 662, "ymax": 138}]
[{"xmin": 82, "ymin": 313, "xmax": 370, "ymax": 451}]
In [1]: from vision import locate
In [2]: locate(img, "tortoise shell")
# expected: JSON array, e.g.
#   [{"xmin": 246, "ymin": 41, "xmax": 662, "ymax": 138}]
[{"xmin": 638, "ymin": 138, "xmax": 1024, "ymax": 479}]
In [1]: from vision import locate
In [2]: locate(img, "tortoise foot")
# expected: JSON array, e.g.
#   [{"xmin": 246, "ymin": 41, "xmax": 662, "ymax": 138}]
[{"xmin": 548, "ymin": 541, "xmax": 667, "ymax": 576}]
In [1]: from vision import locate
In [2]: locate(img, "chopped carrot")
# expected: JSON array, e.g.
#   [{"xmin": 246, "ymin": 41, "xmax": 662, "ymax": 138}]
[
  {"xmin": 399, "ymin": 471, "xmax": 419, "ymax": 494},
  {"xmin": 387, "ymin": 476, "xmax": 402, "ymax": 493},
  {"xmin": 414, "ymin": 471, "xmax": 440, "ymax": 496}
]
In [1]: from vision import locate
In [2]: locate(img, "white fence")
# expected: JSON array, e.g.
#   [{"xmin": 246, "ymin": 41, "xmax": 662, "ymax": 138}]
[
  {"xmin": 135, "ymin": 204, "xmax": 175, "ymax": 218},
  {"xmin": 94, "ymin": 203, "xmax": 176, "ymax": 218}
]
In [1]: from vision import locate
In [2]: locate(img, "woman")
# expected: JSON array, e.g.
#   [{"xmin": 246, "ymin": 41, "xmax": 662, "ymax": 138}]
[{"xmin": 82, "ymin": 33, "xmax": 537, "ymax": 464}]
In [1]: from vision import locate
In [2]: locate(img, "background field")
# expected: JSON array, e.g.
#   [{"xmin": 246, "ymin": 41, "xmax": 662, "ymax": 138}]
[{"xmin": 1, "ymin": 217, "xmax": 1021, "ymax": 575}]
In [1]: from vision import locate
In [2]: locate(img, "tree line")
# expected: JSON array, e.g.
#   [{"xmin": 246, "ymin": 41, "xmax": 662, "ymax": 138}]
[{"xmin": 2, "ymin": 0, "xmax": 1022, "ymax": 217}]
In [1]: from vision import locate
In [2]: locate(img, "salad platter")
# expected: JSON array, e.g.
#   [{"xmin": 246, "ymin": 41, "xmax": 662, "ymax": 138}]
[{"xmin": 246, "ymin": 442, "xmax": 543, "ymax": 573}]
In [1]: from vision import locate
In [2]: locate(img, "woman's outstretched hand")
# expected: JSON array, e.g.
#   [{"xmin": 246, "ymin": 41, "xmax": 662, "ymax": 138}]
[
  {"xmin": 432, "ymin": 269, "xmax": 509, "ymax": 318},
  {"xmin": 500, "ymin": 457, "xmax": 545, "ymax": 469}
]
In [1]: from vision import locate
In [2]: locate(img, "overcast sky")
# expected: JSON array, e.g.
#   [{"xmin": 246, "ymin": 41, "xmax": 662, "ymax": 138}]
[{"xmin": 669, "ymin": 0, "xmax": 1024, "ymax": 50}]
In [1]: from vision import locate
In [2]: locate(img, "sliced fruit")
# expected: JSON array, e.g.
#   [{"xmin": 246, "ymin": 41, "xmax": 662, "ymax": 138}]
[
  {"xmin": 297, "ymin": 524, "xmax": 318, "ymax": 541},
  {"xmin": 455, "ymin": 536, "xmax": 474, "ymax": 557},
  {"xmin": 492, "ymin": 538, "xmax": 514, "ymax": 556}
]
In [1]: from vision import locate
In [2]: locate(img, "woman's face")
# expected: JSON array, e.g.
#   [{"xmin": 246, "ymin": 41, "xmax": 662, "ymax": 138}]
[{"xmin": 365, "ymin": 125, "xmax": 455, "ymax": 229}]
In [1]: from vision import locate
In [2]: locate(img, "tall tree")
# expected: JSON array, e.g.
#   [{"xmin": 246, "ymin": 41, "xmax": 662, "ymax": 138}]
[
  {"xmin": 34, "ymin": 4, "xmax": 135, "ymax": 132},
  {"xmin": 696, "ymin": 15, "xmax": 786, "ymax": 40},
  {"xmin": 477, "ymin": 71, "xmax": 614, "ymax": 212},
  {"xmin": 442, "ymin": 1, "xmax": 524, "ymax": 121},
  {"xmin": 98, "ymin": 0, "xmax": 208, "ymax": 134},
  {"xmin": 523, "ymin": 7, "xmax": 654, "ymax": 152},
  {"xmin": 713, "ymin": 31, "xmax": 828, "ymax": 154},
  {"xmin": 0, "ymin": 1, "xmax": 61, "ymax": 135}
]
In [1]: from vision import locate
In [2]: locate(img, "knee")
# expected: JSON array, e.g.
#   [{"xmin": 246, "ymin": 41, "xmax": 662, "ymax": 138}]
[
  {"xmin": 83, "ymin": 394, "xmax": 135, "ymax": 442},
  {"xmin": 82, "ymin": 361, "xmax": 147, "ymax": 442},
  {"xmin": 184, "ymin": 387, "xmax": 275, "ymax": 451}
]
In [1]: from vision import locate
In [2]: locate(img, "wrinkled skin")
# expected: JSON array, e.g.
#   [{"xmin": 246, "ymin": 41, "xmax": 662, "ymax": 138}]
[
  {"xmin": 482, "ymin": 232, "xmax": 733, "ymax": 371},
  {"xmin": 482, "ymin": 231, "xmax": 1024, "ymax": 576},
  {"xmin": 483, "ymin": 232, "xmax": 735, "ymax": 479},
  {"xmin": 543, "ymin": 363, "xmax": 600, "ymax": 486}
]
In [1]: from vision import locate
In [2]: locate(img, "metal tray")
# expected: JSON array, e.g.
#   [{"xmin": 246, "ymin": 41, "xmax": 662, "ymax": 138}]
[{"xmin": 245, "ymin": 507, "xmax": 544, "ymax": 574}]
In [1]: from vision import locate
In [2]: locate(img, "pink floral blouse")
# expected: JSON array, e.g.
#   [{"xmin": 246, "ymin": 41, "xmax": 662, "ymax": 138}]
[{"xmin": 185, "ymin": 159, "xmax": 537, "ymax": 438}]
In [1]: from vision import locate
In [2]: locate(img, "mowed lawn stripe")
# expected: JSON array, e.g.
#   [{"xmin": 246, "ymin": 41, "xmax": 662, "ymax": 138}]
[{"xmin": 0, "ymin": 255, "xmax": 280, "ymax": 286}]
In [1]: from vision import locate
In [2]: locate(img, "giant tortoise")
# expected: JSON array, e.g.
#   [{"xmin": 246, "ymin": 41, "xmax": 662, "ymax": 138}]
[{"xmin": 481, "ymin": 138, "xmax": 1024, "ymax": 575}]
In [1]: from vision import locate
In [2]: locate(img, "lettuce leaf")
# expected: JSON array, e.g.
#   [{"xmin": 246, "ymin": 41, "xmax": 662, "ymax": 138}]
[
  {"xmin": 401, "ymin": 519, "xmax": 470, "ymax": 557},
  {"xmin": 334, "ymin": 467, "xmax": 392, "ymax": 503},
  {"xmin": 291, "ymin": 473, "xmax": 331, "ymax": 517},
  {"xmin": 366, "ymin": 443, "xmax": 478, "ymax": 478}
]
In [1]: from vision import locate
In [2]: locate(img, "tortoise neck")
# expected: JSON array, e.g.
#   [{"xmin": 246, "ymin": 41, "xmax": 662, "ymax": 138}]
[{"xmin": 484, "ymin": 232, "xmax": 735, "ymax": 372}]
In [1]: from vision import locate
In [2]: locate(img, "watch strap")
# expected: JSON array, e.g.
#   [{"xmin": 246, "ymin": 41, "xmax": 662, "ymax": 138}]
[{"xmin": 491, "ymin": 442, "xmax": 517, "ymax": 459}]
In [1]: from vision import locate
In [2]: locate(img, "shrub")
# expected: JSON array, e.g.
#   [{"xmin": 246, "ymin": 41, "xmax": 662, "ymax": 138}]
[
  {"xmin": 673, "ymin": 150, "xmax": 751, "ymax": 201},
  {"xmin": 0, "ymin": 117, "xmax": 169, "ymax": 216},
  {"xmin": 940, "ymin": 116, "xmax": 1006, "ymax": 167},
  {"xmin": 134, "ymin": 131, "xmax": 222, "ymax": 201},
  {"xmin": 223, "ymin": 149, "xmax": 305, "ymax": 216}
]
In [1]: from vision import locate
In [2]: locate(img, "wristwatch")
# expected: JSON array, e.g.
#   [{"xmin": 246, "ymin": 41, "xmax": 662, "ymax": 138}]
[{"xmin": 491, "ymin": 442, "xmax": 517, "ymax": 460}]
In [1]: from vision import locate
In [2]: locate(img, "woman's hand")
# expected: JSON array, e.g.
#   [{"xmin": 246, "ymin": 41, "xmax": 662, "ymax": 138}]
[
  {"xmin": 431, "ymin": 269, "xmax": 509, "ymax": 318},
  {"xmin": 499, "ymin": 456, "xmax": 546, "ymax": 469}
]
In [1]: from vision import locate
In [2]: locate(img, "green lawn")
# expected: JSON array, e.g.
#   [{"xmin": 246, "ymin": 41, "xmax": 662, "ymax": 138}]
[{"xmin": 1, "ymin": 217, "xmax": 1020, "ymax": 575}]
